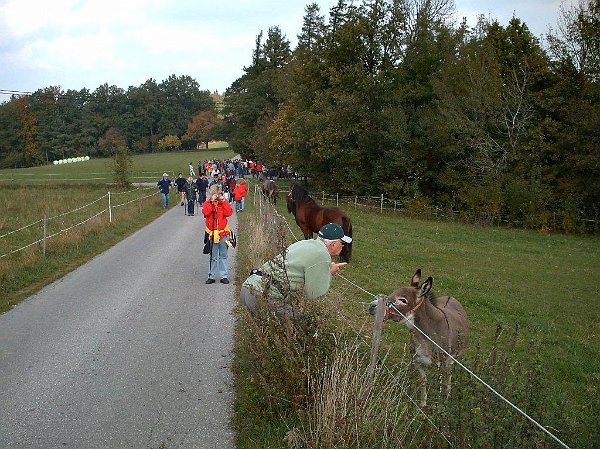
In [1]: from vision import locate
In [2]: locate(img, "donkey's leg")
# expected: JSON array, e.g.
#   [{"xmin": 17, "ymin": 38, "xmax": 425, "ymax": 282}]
[
  {"xmin": 414, "ymin": 342, "xmax": 433, "ymax": 407},
  {"xmin": 444, "ymin": 358, "xmax": 455, "ymax": 400},
  {"xmin": 417, "ymin": 364, "xmax": 428, "ymax": 407}
]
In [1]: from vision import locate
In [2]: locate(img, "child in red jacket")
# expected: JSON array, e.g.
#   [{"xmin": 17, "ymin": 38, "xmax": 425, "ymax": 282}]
[{"xmin": 232, "ymin": 178, "xmax": 248, "ymax": 212}]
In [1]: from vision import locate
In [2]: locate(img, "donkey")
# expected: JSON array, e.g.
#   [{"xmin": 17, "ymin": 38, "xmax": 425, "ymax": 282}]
[{"xmin": 369, "ymin": 269, "xmax": 469, "ymax": 406}]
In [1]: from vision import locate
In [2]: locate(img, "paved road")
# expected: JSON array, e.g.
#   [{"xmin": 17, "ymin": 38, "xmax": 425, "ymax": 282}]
[{"xmin": 0, "ymin": 204, "xmax": 237, "ymax": 449}]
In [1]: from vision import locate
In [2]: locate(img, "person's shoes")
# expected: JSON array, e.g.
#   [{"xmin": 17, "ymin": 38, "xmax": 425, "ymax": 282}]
[
  {"xmin": 205, "ymin": 278, "xmax": 215, "ymax": 284},
  {"xmin": 220, "ymin": 278, "xmax": 229, "ymax": 284}
]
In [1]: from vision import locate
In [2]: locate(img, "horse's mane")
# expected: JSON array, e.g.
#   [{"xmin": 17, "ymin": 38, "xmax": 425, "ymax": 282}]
[{"xmin": 291, "ymin": 183, "xmax": 314, "ymax": 204}]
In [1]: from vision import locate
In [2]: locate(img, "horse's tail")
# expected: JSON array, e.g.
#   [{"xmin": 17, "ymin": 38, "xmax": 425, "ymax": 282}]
[{"xmin": 341, "ymin": 215, "xmax": 352, "ymax": 263}]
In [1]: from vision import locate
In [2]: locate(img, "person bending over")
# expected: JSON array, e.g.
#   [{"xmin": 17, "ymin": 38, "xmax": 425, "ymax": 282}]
[{"xmin": 240, "ymin": 223, "xmax": 351, "ymax": 318}]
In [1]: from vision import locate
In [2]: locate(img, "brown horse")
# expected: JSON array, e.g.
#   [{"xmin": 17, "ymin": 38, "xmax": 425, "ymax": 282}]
[{"xmin": 286, "ymin": 182, "xmax": 353, "ymax": 263}]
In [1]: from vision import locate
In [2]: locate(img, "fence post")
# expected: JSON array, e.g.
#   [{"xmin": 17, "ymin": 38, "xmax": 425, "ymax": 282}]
[
  {"xmin": 394, "ymin": 200, "xmax": 397, "ymax": 212},
  {"xmin": 138, "ymin": 188, "xmax": 142, "ymax": 213},
  {"xmin": 108, "ymin": 191, "xmax": 112, "ymax": 223},
  {"xmin": 43, "ymin": 214, "xmax": 47, "ymax": 257},
  {"xmin": 363, "ymin": 294, "xmax": 386, "ymax": 402},
  {"xmin": 322, "ymin": 191, "xmax": 325, "ymax": 203},
  {"xmin": 380, "ymin": 194, "xmax": 384, "ymax": 213},
  {"xmin": 336, "ymin": 193, "xmax": 339, "ymax": 207},
  {"xmin": 355, "ymin": 195, "xmax": 357, "ymax": 208}
]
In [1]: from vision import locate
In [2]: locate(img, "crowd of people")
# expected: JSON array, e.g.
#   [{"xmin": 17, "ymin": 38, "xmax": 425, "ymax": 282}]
[
  {"xmin": 156, "ymin": 159, "xmax": 250, "ymax": 285},
  {"xmin": 156, "ymin": 158, "xmax": 340, "ymax": 312}
]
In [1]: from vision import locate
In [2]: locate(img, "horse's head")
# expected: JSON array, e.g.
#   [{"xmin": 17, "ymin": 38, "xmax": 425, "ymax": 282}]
[{"xmin": 369, "ymin": 269, "xmax": 432, "ymax": 322}]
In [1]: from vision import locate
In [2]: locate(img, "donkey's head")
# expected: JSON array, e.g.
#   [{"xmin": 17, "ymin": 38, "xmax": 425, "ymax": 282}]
[{"xmin": 369, "ymin": 269, "xmax": 432, "ymax": 322}]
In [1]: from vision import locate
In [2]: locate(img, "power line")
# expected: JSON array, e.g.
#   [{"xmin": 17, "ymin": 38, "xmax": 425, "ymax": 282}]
[{"xmin": 0, "ymin": 89, "xmax": 34, "ymax": 97}]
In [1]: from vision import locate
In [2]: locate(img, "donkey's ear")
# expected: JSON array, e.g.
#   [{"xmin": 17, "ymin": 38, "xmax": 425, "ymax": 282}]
[
  {"xmin": 411, "ymin": 269, "xmax": 422, "ymax": 287},
  {"xmin": 419, "ymin": 276, "xmax": 433, "ymax": 297}
]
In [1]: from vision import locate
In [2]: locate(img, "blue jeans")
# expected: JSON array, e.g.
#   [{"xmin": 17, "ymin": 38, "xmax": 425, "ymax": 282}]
[
  {"xmin": 208, "ymin": 236, "xmax": 229, "ymax": 280},
  {"xmin": 161, "ymin": 192, "xmax": 169, "ymax": 208}
]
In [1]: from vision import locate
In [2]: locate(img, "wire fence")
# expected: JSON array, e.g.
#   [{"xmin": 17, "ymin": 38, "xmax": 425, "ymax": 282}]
[
  {"xmin": 253, "ymin": 184, "xmax": 572, "ymax": 449},
  {"xmin": 288, "ymin": 187, "xmax": 598, "ymax": 232},
  {"xmin": 0, "ymin": 186, "xmax": 158, "ymax": 260}
]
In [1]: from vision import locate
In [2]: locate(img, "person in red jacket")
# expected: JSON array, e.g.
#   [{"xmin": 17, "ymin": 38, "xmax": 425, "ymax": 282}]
[
  {"xmin": 202, "ymin": 184, "xmax": 234, "ymax": 284},
  {"xmin": 232, "ymin": 178, "xmax": 248, "ymax": 212}
]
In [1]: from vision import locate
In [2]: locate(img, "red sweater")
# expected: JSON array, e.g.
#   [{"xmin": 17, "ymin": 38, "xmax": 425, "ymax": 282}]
[
  {"xmin": 202, "ymin": 199, "xmax": 233, "ymax": 241},
  {"xmin": 233, "ymin": 183, "xmax": 248, "ymax": 201}
]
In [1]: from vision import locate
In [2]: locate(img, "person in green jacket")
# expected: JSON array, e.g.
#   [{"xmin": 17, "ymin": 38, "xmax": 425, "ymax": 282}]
[{"xmin": 241, "ymin": 222, "xmax": 351, "ymax": 318}]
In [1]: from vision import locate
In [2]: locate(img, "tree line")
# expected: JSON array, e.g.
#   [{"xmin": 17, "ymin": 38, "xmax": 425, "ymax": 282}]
[
  {"xmin": 222, "ymin": 0, "xmax": 599, "ymax": 232},
  {"xmin": 0, "ymin": 75, "xmax": 223, "ymax": 168},
  {"xmin": 1, "ymin": 0, "xmax": 597, "ymax": 232}
]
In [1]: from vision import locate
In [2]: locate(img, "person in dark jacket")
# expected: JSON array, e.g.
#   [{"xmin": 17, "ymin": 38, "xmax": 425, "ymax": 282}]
[
  {"xmin": 157, "ymin": 173, "xmax": 171, "ymax": 209},
  {"xmin": 184, "ymin": 177, "xmax": 197, "ymax": 215},
  {"xmin": 195, "ymin": 174, "xmax": 209, "ymax": 204},
  {"xmin": 174, "ymin": 173, "xmax": 187, "ymax": 206}
]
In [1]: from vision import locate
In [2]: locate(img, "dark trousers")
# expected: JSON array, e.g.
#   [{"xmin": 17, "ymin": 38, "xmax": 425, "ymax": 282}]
[{"xmin": 187, "ymin": 200, "xmax": 195, "ymax": 215}]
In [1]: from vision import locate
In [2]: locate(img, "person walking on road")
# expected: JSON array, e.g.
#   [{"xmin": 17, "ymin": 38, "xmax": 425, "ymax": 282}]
[
  {"xmin": 157, "ymin": 173, "xmax": 171, "ymax": 209},
  {"xmin": 195, "ymin": 174, "xmax": 209, "ymax": 204},
  {"xmin": 232, "ymin": 178, "xmax": 248, "ymax": 212},
  {"xmin": 202, "ymin": 184, "xmax": 233, "ymax": 285},
  {"xmin": 175, "ymin": 173, "xmax": 187, "ymax": 206},
  {"xmin": 184, "ymin": 177, "xmax": 197, "ymax": 215}
]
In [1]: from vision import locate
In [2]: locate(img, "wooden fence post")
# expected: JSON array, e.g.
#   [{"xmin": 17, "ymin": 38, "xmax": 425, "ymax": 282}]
[
  {"xmin": 108, "ymin": 191, "xmax": 112, "ymax": 223},
  {"xmin": 363, "ymin": 294, "xmax": 386, "ymax": 402},
  {"xmin": 43, "ymin": 214, "xmax": 47, "ymax": 257},
  {"xmin": 380, "ymin": 194, "xmax": 384, "ymax": 213}
]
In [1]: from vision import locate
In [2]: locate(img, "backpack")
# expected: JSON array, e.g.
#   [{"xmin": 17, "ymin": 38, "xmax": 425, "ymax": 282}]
[{"xmin": 228, "ymin": 230, "xmax": 237, "ymax": 248}]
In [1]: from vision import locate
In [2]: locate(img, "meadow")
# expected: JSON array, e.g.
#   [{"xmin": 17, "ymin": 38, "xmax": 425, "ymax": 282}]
[
  {"xmin": 0, "ymin": 145, "xmax": 234, "ymax": 313},
  {"xmin": 233, "ymin": 183, "xmax": 600, "ymax": 449},
  {"xmin": 0, "ymin": 141, "xmax": 232, "ymax": 184}
]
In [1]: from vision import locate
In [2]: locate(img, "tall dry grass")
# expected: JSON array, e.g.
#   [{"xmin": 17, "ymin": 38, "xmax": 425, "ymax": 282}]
[{"xmin": 286, "ymin": 344, "xmax": 420, "ymax": 449}]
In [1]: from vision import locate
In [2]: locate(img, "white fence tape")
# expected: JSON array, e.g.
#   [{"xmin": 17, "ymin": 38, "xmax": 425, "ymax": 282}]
[{"xmin": 0, "ymin": 188, "xmax": 159, "ymax": 259}]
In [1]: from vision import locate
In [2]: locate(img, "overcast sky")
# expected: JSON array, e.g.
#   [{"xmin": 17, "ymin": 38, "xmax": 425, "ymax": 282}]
[{"xmin": 0, "ymin": 0, "xmax": 568, "ymax": 98}]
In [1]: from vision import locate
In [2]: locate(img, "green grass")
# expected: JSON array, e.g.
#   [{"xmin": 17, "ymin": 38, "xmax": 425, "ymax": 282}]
[
  {"xmin": 0, "ymin": 142, "xmax": 233, "ymax": 184},
  {"xmin": 234, "ymin": 183, "xmax": 600, "ymax": 448}
]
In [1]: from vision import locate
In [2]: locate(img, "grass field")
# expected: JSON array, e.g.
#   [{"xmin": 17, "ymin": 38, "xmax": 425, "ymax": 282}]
[
  {"xmin": 234, "ymin": 182, "xmax": 600, "ymax": 449},
  {"xmin": 0, "ymin": 142, "xmax": 232, "ymax": 184}
]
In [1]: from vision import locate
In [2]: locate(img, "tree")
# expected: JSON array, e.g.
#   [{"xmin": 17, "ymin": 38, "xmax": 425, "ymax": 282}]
[
  {"xmin": 157, "ymin": 135, "xmax": 181, "ymax": 152},
  {"xmin": 182, "ymin": 111, "xmax": 222, "ymax": 149},
  {"xmin": 100, "ymin": 128, "xmax": 131, "ymax": 188},
  {"xmin": 15, "ymin": 96, "xmax": 42, "ymax": 167},
  {"xmin": 223, "ymin": 27, "xmax": 292, "ymax": 158},
  {"xmin": 545, "ymin": 0, "xmax": 600, "ymax": 228}
]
